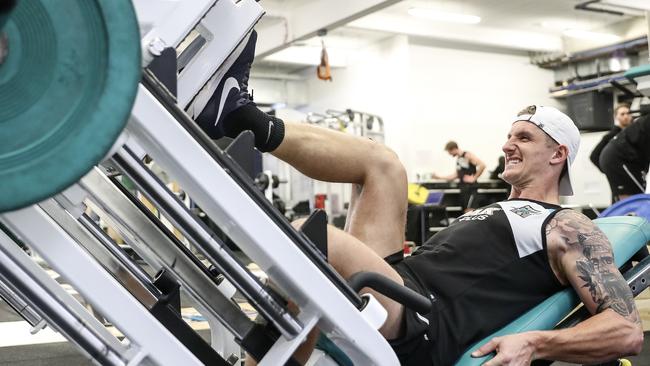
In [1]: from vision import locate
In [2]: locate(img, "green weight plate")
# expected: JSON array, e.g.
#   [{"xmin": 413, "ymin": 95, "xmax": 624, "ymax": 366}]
[{"xmin": 0, "ymin": 0, "xmax": 141, "ymax": 212}]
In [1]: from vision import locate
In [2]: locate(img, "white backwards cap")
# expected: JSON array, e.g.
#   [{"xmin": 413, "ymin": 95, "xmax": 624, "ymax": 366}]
[{"xmin": 513, "ymin": 105, "xmax": 580, "ymax": 196}]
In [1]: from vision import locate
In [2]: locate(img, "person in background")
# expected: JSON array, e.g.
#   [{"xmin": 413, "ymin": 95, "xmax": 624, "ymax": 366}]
[
  {"xmin": 432, "ymin": 141, "xmax": 486, "ymax": 212},
  {"xmin": 589, "ymin": 103, "xmax": 633, "ymax": 175},
  {"xmin": 599, "ymin": 112, "xmax": 650, "ymax": 202}
]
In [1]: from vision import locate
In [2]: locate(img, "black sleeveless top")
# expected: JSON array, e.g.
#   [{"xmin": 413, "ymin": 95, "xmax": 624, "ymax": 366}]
[
  {"xmin": 402, "ymin": 199, "xmax": 566, "ymax": 365},
  {"xmin": 456, "ymin": 152, "xmax": 477, "ymax": 183},
  {"xmin": 603, "ymin": 114, "xmax": 650, "ymax": 168}
]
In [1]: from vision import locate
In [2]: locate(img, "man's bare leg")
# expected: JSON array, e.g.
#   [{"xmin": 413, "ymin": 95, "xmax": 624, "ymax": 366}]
[
  {"xmin": 271, "ymin": 122, "xmax": 408, "ymax": 331},
  {"xmin": 316, "ymin": 222, "xmax": 406, "ymax": 338},
  {"xmin": 197, "ymin": 31, "xmax": 409, "ymax": 364},
  {"xmin": 244, "ymin": 225, "xmax": 407, "ymax": 366},
  {"xmin": 244, "ymin": 124, "xmax": 409, "ymax": 365},
  {"xmin": 272, "ymin": 123, "xmax": 407, "ymax": 258},
  {"xmin": 268, "ymin": 124, "xmax": 407, "ymax": 364}
]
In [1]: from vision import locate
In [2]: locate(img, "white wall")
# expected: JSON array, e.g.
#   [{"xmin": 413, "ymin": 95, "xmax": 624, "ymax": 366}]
[
  {"xmin": 402, "ymin": 40, "xmax": 561, "ymax": 181},
  {"xmin": 567, "ymin": 131, "xmax": 613, "ymax": 207},
  {"xmin": 247, "ymin": 77, "xmax": 308, "ymax": 107},
  {"xmin": 300, "ymin": 34, "xmax": 561, "ymax": 180},
  {"xmin": 253, "ymin": 35, "xmax": 619, "ymax": 208},
  {"xmin": 300, "ymin": 34, "xmax": 411, "ymax": 149},
  {"xmin": 405, "ymin": 42, "xmax": 617, "ymax": 207}
]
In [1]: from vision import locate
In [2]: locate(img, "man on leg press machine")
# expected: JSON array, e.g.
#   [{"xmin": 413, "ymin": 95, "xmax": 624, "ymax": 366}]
[{"xmin": 195, "ymin": 30, "xmax": 645, "ymax": 366}]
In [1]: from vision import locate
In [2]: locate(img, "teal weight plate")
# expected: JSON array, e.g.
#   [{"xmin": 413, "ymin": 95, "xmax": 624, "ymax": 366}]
[
  {"xmin": 0, "ymin": 0, "xmax": 141, "ymax": 212},
  {"xmin": 0, "ymin": 1, "xmax": 16, "ymax": 29}
]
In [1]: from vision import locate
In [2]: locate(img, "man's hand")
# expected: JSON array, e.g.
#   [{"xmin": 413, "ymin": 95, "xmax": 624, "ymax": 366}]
[{"xmin": 471, "ymin": 333, "xmax": 539, "ymax": 366}]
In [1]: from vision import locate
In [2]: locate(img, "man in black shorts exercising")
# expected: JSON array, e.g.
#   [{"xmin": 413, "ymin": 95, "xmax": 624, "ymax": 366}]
[
  {"xmin": 196, "ymin": 30, "xmax": 642, "ymax": 366},
  {"xmin": 433, "ymin": 141, "xmax": 486, "ymax": 212}
]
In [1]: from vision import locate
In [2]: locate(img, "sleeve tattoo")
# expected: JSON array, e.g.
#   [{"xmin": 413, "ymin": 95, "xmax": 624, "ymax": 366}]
[{"xmin": 550, "ymin": 211, "xmax": 640, "ymax": 325}]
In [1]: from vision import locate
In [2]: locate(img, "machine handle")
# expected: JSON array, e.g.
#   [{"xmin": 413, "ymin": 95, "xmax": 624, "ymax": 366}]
[
  {"xmin": 348, "ymin": 271, "xmax": 432, "ymax": 314},
  {"xmin": 0, "ymin": 0, "xmax": 16, "ymax": 33}
]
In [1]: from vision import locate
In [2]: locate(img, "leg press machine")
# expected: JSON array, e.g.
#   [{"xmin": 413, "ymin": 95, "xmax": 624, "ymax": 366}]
[{"xmin": 0, "ymin": 1, "xmax": 650, "ymax": 366}]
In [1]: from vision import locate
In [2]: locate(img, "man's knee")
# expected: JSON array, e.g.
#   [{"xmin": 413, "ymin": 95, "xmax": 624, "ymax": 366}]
[{"xmin": 369, "ymin": 144, "xmax": 407, "ymax": 184}]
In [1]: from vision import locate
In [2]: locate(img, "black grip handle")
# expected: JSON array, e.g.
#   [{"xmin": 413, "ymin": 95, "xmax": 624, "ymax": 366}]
[
  {"xmin": 0, "ymin": 0, "xmax": 16, "ymax": 13},
  {"xmin": 348, "ymin": 271, "xmax": 432, "ymax": 314},
  {"xmin": 0, "ymin": 0, "xmax": 16, "ymax": 30}
]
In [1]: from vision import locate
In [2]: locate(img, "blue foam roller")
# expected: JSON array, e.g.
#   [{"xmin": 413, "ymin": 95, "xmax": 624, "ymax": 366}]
[{"xmin": 599, "ymin": 194, "xmax": 650, "ymax": 220}]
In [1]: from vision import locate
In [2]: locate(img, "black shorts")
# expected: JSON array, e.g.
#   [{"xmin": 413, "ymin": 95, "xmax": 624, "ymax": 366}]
[
  {"xmin": 459, "ymin": 184, "xmax": 478, "ymax": 210},
  {"xmin": 600, "ymin": 154, "xmax": 647, "ymax": 199},
  {"xmin": 384, "ymin": 253, "xmax": 436, "ymax": 365}
]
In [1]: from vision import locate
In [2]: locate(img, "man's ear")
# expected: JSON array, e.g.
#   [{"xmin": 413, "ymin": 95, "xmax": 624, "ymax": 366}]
[{"xmin": 550, "ymin": 145, "xmax": 568, "ymax": 166}]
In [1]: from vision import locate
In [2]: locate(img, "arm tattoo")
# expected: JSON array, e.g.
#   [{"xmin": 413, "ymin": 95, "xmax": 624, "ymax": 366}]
[
  {"xmin": 545, "ymin": 218, "xmax": 557, "ymax": 236},
  {"xmin": 553, "ymin": 211, "xmax": 640, "ymax": 325}
]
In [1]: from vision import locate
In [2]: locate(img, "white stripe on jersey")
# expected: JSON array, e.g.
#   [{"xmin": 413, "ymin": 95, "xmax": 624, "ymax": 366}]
[{"xmin": 497, "ymin": 201, "xmax": 554, "ymax": 258}]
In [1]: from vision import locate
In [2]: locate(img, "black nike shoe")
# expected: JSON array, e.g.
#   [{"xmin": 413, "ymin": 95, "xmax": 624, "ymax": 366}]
[{"xmin": 196, "ymin": 30, "xmax": 257, "ymax": 138}]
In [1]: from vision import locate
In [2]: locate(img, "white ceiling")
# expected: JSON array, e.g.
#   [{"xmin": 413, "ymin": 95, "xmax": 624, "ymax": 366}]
[
  {"xmin": 253, "ymin": 0, "xmax": 647, "ymax": 73},
  {"xmin": 381, "ymin": 0, "xmax": 631, "ymax": 34}
]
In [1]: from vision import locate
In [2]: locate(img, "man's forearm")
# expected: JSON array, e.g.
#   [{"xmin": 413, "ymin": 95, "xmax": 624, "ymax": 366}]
[
  {"xmin": 444, "ymin": 173, "xmax": 458, "ymax": 181},
  {"xmin": 531, "ymin": 310, "xmax": 642, "ymax": 364},
  {"xmin": 432, "ymin": 172, "xmax": 457, "ymax": 181}
]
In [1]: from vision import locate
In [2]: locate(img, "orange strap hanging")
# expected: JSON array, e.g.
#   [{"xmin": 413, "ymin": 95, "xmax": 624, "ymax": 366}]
[{"xmin": 317, "ymin": 38, "xmax": 332, "ymax": 81}]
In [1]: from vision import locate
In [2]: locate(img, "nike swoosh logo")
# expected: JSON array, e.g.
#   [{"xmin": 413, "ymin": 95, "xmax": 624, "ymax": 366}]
[
  {"xmin": 266, "ymin": 120, "xmax": 274, "ymax": 144},
  {"xmin": 215, "ymin": 77, "xmax": 240, "ymax": 126},
  {"xmin": 415, "ymin": 312, "xmax": 429, "ymax": 325}
]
